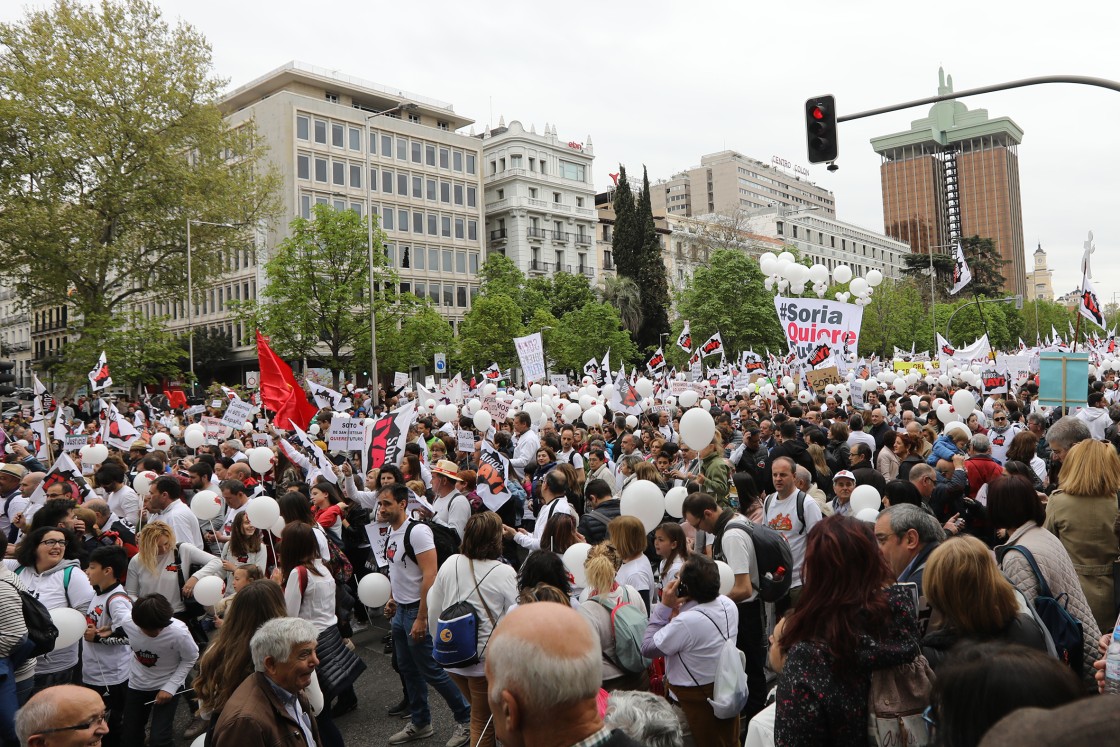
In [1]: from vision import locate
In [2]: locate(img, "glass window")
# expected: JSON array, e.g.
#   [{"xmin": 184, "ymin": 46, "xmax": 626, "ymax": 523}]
[
  {"xmin": 411, "ymin": 141, "xmax": 421, "ymax": 163},
  {"xmin": 332, "ymin": 123, "xmax": 344, "ymax": 148},
  {"xmin": 382, "ymin": 170, "xmax": 393, "ymax": 193},
  {"xmin": 468, "ymin": 221, "xmax": 477, "ymax": 241},
  {"xmin": 300, "ymin": 194, "xmax": 311, "ymax": 219},
  {"xmin": 470, "ymin": 286, "xmax": 479, "ymax": 303},
  {"xmin": 426, "ymin": 144, "xmax": 436, "ymax": 166},
  {"xmin": 315, "ymin": 196, "xmax": 328, "ymax": 206},
  {"xmin": 349, "ymin": 127, "xmax": 361, "ymax": 151},
  {"xmin": 469, "ymin": 253, "xmax": 479, "ymax": 273},
  {"xmin": 333, "ymin": 198, "xmax": 345, "ymax": 212},
  {"xmin": 333, "ymin": 161, "xmax": 345, "ymax": 185},
  {"xmin": 454, "ymin": 184, "xmax": 463, "ymax": 205},
  {"xmin": 370, "ymin": 168, "xmax": 377, "ymax": 191},
  {"xmin": 350, "ymin": 202, "xmax": 363, "ymax": 215},
  {"xmin": 315, "ymin": 158, "xmax": 328, "ymax": 182},
  {"xmin": 413, "ymin": 212, "xmax": 423, "ymax": 233},
  {"xmin": 511, "ymin": 154, "xmax": 523, "ymax": 168},
  {"xmin": 453, "ymin": 151, "xmax": 463, "ymax": 171},
  {"xmin": 314, "ymin": 120, "xmax": 327, "ymax": 144},
  {"xmin": 426, "ymin": 179, "xmax": 436, "ymax": 201},
  {"xmin": 412, "ymin": 176, "xmax": 422, "ymax": 199},
  {"xmin": 443, "ymin": 285, "xmax": 453, "ymax": 307},
  {"xmin": 385, "ymin": 243, "xmax": 396, "ymax": 266},
  {"xmin": 400, "ymin": 281, "xmax": 411, "ymax": 295},
  {"xmin": 559, "ymin": 161, "xmax": 585, "ymax": 181},
  {"xmin": 415, "ymin": 246, "xmax": 425, "ymax": 269},
  {"xmin": 455, "ymin": 217, "xmax": 465, "ymax": 239},
  {"xmin": 399, "ymin": 245, "xmax": 409, "ymax": 268},
  {"xmin": 439, "ymin": 148, "xmax": 449, "ymax": 168},
  {"xmin": 399, "ymin": 209, "xmax": 409, "ymax": 231},
  {"xmin": 424, "ymin": 214, "xmax": 434, "ymax": 235},
  {"xmin": 415, "ymin": 283, "xmax": 426, "ymax": 300},
  {"xmin": 440, "ymin": 182, "xmax": 450, "ymax": 203},
  {"xmin": 397, "ymin": 173, "xmax": 408, "ymax": 195},
  {"xmin": 297, "ymin": 154, "xmax": 310, "ymax": 180},
  {"xmin": 457, "ymin": 286, "xmax": 467, "ymax": 307},
  {"xmin": 466, "ymin": 154, "xmax": 476, "ymax": 174},
  {"xmin": 369, "ymin": 131, "xmax": 377, "ymax": 154},
  {"xmin": 442, "ymin": 249, "xmax": 453, "ymax": 272},
  {"xmin": 297, "ymin": 116, "xmax": 309, "ymax": 140},
  {"xmin": 441, "ymin": 216, "xmax": 451, "ymax": 237},
  {"xmin": 429, "ymin": 248, "xmax": 439, "ymax": 269},
  {"xmin": 456, "ymin": 251, "xmax": 466, "ymax": 273},
  {"xmin": 350, "ymin": 164, "xmax": 362, "ymax": 188},
  {"xmin": 429, "ymin": 283, "xmax": 440, "ymax": 306},
  {"xmin": 467, "ymin": 186, "xmax": 476, "ymax": 208},
  {"xmin": 381, "ymin": 134, "xmax": 392, "ymax": 157},
  {"xmin": 396, "ymin": 138, "xmax": 407, "ymax": 160}
]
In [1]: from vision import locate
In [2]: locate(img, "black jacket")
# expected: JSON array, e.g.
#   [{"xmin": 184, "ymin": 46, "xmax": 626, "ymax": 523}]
[
  {"xmin": 763, "ymin": 439, "xmax": 817, "ymax": 493},
  {"xmin": 578, "ymin": 498, "xmax": 621, "ymax": 546}
]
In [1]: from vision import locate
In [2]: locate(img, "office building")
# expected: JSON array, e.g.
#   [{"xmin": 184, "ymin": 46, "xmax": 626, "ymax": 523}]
[{"xmin": 871, "ymin": 68, "xmax": 1027, "ymax": 296}]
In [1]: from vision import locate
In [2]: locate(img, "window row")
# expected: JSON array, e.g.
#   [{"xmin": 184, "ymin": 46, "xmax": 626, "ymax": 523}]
[
  {"xmin": 397, "ymin": 280, "xmax": 477, "ymax": 309},
  {"xmin": 295, "ymin": 114, "xmax": 476, "ymax": 174},
  {"xmin": 383, "ymin": 244, "xmax": 479, "ymax": 274},
  {"xmin": 296, "ymin": 154, "xmax": 478, "ymax": 208}
]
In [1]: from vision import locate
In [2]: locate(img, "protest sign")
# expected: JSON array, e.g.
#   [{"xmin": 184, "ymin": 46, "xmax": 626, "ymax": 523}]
[
  {"xmin": 805, "ymin": 366, "xmax": 842, "ymax": 392},
  {"xmin": 393, "ymin": 372, "xmax": 409, "ymax": 390},
  {"xmin": 328, "ymin": 418, "xmax": 366, "ymax": 450},
  {"xmin": 64, "ymin": 434, "xmax": 89, "ymax": 453},
  {"xmin": 550, "ymin": 374, "xmax": 570, "ymax": 393},
  {"xmin": 481, "ymin": 396, "xmax": 511, "ymax": 422},
  {"xmin": 221, "ymin": 399, "xmax": 255, "ymax": 429},
  {"xmin": 514, "ymin": 332, "xmax": 546, "ymax": 382},
  {"xmin": 981, "ymin": 369, "xmax": 1009, "ymax": 395},
  {"xmin": 456, "ymin": 429, "xmax": 475, "ymax": 453},
  {"xmin": 252, "ymin": 433, "xmax": 274, "ymax": 448},
  {"xmin": 1038, "ymin": 352, "xmax": 1088, "ymax": 410},
  {"xmin": 202, "ymin": 416, "xmax": 230, "ymax": 440},
  {"xmin": 774, "ymin": 296, "xmax": 863, "ymax": 365}
]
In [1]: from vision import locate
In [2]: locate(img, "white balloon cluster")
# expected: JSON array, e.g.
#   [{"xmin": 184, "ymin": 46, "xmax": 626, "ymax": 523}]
[{"xmin": 759, "ymin": 252, "xmax": 884, "ymax": 305}]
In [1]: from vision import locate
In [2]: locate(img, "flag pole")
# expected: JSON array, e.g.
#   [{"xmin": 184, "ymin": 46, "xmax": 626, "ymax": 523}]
[{"xmin": 973, "ymin": 297, "xmax": 995, "ymax": 361}]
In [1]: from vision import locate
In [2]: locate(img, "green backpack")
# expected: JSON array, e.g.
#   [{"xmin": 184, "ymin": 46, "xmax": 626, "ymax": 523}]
[{"xmin": 594, "ymin": 587, "xmax": 651, "ymax": 673}]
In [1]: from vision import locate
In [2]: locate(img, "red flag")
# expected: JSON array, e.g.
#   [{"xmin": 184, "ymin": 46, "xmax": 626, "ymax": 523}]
[{"xmin": 257, "ymin": 331, "xmax": 317, "ymax": 430}]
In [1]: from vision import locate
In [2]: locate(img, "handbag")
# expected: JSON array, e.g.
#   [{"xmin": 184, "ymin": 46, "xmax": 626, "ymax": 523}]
[{"xmin": 433, "ymin": 558, "xmax": 499, "ymax": 668}]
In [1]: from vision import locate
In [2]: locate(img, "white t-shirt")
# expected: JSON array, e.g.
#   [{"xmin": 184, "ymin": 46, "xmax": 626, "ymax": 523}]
[
  {"xmin": 106, "ymin": 486, "xmax": 141, "ymax": 528},
  {"xmin": 656, "ymin": 558, "xmax": 684, "ymax": 601},
  {"xmin": 763, "ymin": 490, "xmax": 823, "ymax": 587},
  {"xmin": 718, "ymin": 519, "xmax": 760, "ymax": 604},
  {"xmin": 83, "ymin": 585, "xmax": 133, "ymax": 686},
  {"xmin": 386, "ymin": 520, "xmax": 435, "ymax": 604},
  {"xmin": 285, "ymin": 560, "xmax": 338, "ymax": 633},
  {"xmin": 616, "ymin": 556, "xmax": 655, "ymax": 596},
  {"xmin": 560, "ymin": 448, "xmax": 585, "ymax": 471},
  {"xmin": 432, "ymin": 490, "xmax": 470, "ymax": 540},
  {"xmin": 7, "ymin": 560, "xmax": 96, "ymax": 674},
  {"xmin": 120, "ymin": 617, "xmax": 199, "ymax": 693}
]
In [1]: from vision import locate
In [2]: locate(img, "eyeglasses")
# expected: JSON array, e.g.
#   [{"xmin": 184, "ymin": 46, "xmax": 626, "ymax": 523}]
[
  {"xmin": 993, "ymin": 417, "xmax": 1007, "ymax": 422},
  {"xmin": 40, "ymin": 539, "xmax": 67, "ymax": 547},
  {"xmin": 33, "ymin": 712, "xmax": 108, "ymax": 735}
]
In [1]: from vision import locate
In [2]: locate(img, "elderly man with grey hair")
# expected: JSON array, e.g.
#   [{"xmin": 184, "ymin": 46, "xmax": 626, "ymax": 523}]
[
  {"xmin": 15, "ymin": 684, "xmax": 110, "ymax": 747},
  {"xmin": 1045, "ymin": 415, "xmax": 1090, "ymax": 465},
  {"xmin": 604, "ymin": 691, "xmax": 683, "ymax": 747},
  {"xmin": 793, "ymin": 464, "xmax": 831, "ymax": 517},
  {"xmin": 212, "ymin": 617, "xmax": 322, "ymax": 747},
  {"xmin": 486, "ymin": 603, "xmax": 643, "ymax": 747},
  {"xmin": 874, "ymin": 503, "xmax": 946, "ymax": 635}
]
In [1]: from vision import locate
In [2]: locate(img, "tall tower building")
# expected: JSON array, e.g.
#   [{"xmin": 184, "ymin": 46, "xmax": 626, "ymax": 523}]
[
  {"xmin": 1025, "ymin": 243, "xmax": 1054, "ymax": 301},
  {"xmin": 871, "ymin": 69, "xmax": 1027, "ymax": 296}
]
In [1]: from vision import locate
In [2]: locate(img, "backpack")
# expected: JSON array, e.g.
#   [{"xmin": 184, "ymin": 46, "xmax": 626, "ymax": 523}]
[
  {"xmin": 869, "ymin": 653, "xmax": 936, "ymax": 747},
  {"xmin": 433, "ymin": 557, "xmax": 499, "ymax": 668},
  {"xmin": 404, "ymin": 519, "xmax": 460, "ymax": 568},
  {"xmin": 322, "ymin": 530, "xmax": 354, "ymax": 585},
  {"xmin": 713, "ymin": 519, "xmax": 793, "ymax": 603},
  {"xmin": 762, "ymin": 490, "xmax": 808, "ymax": 535},
  {"xmin": 998, "ymin": 545, "xmax": 1084, "ymax": 675},
  {"xmin": 593, "ymin": 587, "xmax": 650, "ymax": 674},
  {"xmin": 2, "ymin": 576, "xmax": 60, "ymax": 659},
  {"xmin": 678, "ymin": 608, "xmax": 748, "ymax": 720}
]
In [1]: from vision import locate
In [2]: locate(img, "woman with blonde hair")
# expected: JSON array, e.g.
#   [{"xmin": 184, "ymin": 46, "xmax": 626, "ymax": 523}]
[
  {"xmin": 920, "ymin": 535, "xmax": 1050, "ymax": 670},
  {"xmin": 126, "ymin": 521, "xmax": 223, "ymax": 620},
  {"xmin": 806, "ymin": 443, "xmax": 832, "ymax": 496},
  {"xmin": 609, "ymin": 516, "xmax": 655, "ymax": 613},
  {"xmin": 1046, "ymin": 438, "xmax": 1120, "ymax": 630},
  {"xmin": 579, "ymin": 542, "xmax": 648, "ymax": 691}
]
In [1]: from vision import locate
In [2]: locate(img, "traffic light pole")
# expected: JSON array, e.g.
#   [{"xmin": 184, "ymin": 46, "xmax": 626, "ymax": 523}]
[{"xmin": 836, "ymin": 75, "xmax": 1120, "ymax": 123}]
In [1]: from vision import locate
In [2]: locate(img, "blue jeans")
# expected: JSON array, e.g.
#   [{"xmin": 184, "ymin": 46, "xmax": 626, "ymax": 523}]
[{"xmin": 392, "ymin": 603, "xmax": 470, "ymax": 727}]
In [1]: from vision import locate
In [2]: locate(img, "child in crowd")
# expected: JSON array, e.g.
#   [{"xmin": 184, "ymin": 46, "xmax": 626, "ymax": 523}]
[
  {"xmin": 212, "ymin": 563, "xmax": 263, "ymax": 629},
  {"xmin": 652, "ymin": 522, "xmax": 689, "ymax": 604},
  {"xmin": 82, "ymin": 546, "xmax": 133, "ymax": 747}
]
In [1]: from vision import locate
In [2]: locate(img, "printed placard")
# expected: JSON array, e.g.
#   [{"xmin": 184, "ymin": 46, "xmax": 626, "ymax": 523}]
[
  {"xmin": 456, "ymin": 429, "xmax": 475, "ymax": 453},
  {"xmin": 805, "ymin": 366, "xmax": 842, "ymax": 392},
  {"xmin": 328, "ymin": 419, "xmax": 366, "ymax": 451},
  {"xmin": 221, "ymin": 399, "xmax": 255, "ymax": 429}
]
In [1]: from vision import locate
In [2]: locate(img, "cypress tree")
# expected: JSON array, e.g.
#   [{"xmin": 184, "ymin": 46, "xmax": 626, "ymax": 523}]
[
  {"xmin": 610, "ymin": 166, "xmax": 640, "ymax": 281},
  {"xmin": 635, "ymin": 166, "xmax": 670, "ymax": 350}
]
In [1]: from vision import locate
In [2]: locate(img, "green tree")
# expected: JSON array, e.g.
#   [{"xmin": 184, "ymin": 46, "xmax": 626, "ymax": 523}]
[
  {"xmin": 0, "ymin": 0, "xmax": 280, "ymax": 382},
  {"xmin": 610, "ymin": 166, "xmax": 641, "ymax": 280},
  {"xmin": 598, "ymin": 275, "xmax": 643, "ymax": 336},
  {"xmin": 857, "ymin": 279, "xmax": 930, "ymax": 358},
  {"xmin": 676, "ymin": 249, "xmax": 784, "ymax": 357},
  {"xmin": 183, "ymin": 327, "xmax": 233, "ymax": 386},
  {"xmin": 1019, "ymin": 299, "xmax": 1074, "ymax": 347},
  {"xmin": 528, "ymin": 272, "xmax": 595, "ymax": 320},
  {"xmin": 237, "ymin": 204, "xmax": 390, "ymax": 387},
  {"xmin": 550, "ymin": 302, "xmax": 639, "ymax": 374},
  {"xmin": 459, "ymin": 294, "xmax": 524, "ymax": 370},
  {"xmin": 960, "ymin": 235, "xmax": 1008, "ymax": 298},
  {"xmin": 477, "ymin": 254, "xmax": 547, "ymax": 324},
  {"xmin": 634, "ymin": 167, "xmax": 671, "ymax": 351},
  {"xmin": 66, "ymin": 312, "xmax": 185, "ymax": 394},
  {"xmin": 937, "ymin": 298, "xmax": 1015, "ymax": 351}
]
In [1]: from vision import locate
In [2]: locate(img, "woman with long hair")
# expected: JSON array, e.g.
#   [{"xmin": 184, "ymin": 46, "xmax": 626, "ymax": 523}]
[
  {"xmin": 652, "ymin": 522, "xmax": 689, "ymax": 602},
  {"xmin": 825, "ymin": 421, "xmax": 850, "ymax": 473},
  {"xmin": 427, "ymin": 512, "xmax": 518, "ymax": 747},
  {"xmin": 311, "ymin": 479, "xmax": 345, "ymax": 541},
  {"xmin": 806, "ymin": 443, "xmax": 832, "ymax": 498},
  {"xmin": 921, "ymin": 534, "xmax": 1050, "ymax": 669},
  {"xmin": 219, "ymin": 510, "xmax": 266, "ymax": 589},
  {"xmin": 610, "ymin": 516, "xmax": 655, "ymax": 613},
  {"xmin": 988, "ymin": 475, "xmax": 1102, "ymax": 687},
  {"xmin": 877, "ymin": 430, "xmax": 901, "ymax": 481},
  {"xmin": 774, "ymin": 515, "xmax": 923, "ymax": 747},
  {"xmin": 1046, "ymin": 439, "xmax": 1120, "ymax": 630},
  {"xmin": 579, "ymin": 542, "xmax": 648, "ymax": 692},
  {"xmin": 1006, "ymin": 430, "xmax": 1048, "ymax": 490},
  {"xmin": 540, "ymin": 512, "xmax": 581, "ymax": 556},
  {"xmin": 516, "ymin": 550, "xmax": 573, "ymax": 602}
]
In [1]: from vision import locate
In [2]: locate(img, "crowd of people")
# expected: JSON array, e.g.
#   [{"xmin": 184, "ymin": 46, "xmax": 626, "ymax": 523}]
[{"xmin": 3, "ymin": 366, "xmax": 1120, "ymax": 747}]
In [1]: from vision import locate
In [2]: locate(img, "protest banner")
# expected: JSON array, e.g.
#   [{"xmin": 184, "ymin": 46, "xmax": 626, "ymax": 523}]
[
  {"xmin": 773, "ymin": 296, "xmax": 863, "ymax": 365},
  {"xmin": 64, "ymin": 434, "xmax": 89, "ymax": 453},
  {"xmin": 202, "ymin": 416, "xmax": 230, "ymax": 440},
  {"xmin": 549, "ymin": 374, "xmax": 570, "ymax": 393},
  {"xmin": 514, "ymin": 332, "xmax": 546, "ymax": 382},
  {"xmin": 805, "ymin": 366, "xmax": 842, "ymax": 392},
  {"xmin": 481, "ymin": 396, "xmax": 511, "ymax": 422},
  {"xmin": 981, "ymin": 369, "xmax": 1009, "ymax": 395}
]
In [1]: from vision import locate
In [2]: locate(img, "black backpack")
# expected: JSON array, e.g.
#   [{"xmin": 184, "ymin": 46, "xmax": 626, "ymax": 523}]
[
  {"xmin": 712, "ymin": 519, "xmax": 793, "ymax": 603},
  {"xmin": 3, "ymin": 576, "xmax": 61, "ymax": 659},
  {"xmin": 763, "ymin": 490, "xmax": 808, "ymax": 534},
  {"xmin": 404, "ymin": 519, "xmax": 460, "ymax": 568},
  {"xmin": 998, "ymin": 545, "xmax": 1084, "ymax": 675}
]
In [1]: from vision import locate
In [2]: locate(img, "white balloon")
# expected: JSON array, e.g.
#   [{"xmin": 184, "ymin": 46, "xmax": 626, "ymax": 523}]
[
  {"xmin": 530, "ymin": 383, "xmax": 542, "ymax": 398},
  {"xmin": 797, "ymin": 390, "xmax": 812, "ymax": 404},
  {"xmin": 562, "ymin": 403, "xmax": 582, "ymax": 423},
  {"xmin": 184, "ymin": 429, "xmax": 205, "ymax": 449},
  {"xmin": 936, "ymin": 403, "xmax": 954, "ymax": 424},
  {"xmin": 808, "ymin": 264, "xmax": 830, "ymax": 284},
  {"xmin": 601, "ymin": 383, "xmax": 616, "ymax": 399},
  {"xmin": 79, "ymin": 444, "xmax": 91, "ymax": 461},
  {"xmin": 943, "ymin": 420, "xmax": 969, "ymax": 439},
  {"xmin": 248, "ymin": 447, "xmax": 275, "ymax": 474},
  {"xmin": 243, "ymin": 421, "xmax": 254, "ymax": 432},
  {"xmin": 678, "ymin": 390, "xmax": 699, "ymax": 409},
  {"xmin": 715, "ymin": 560, "xmax": 734, "ymax": 596},
  {"xmin": 620, "ymin": 480, "xmax": 666, "ymax": 533},
  {"xmin": 664, "ymin": 486, "xmax": 688, "ymax": 519},
  {"xmin": 759, "ymin": 252, "xmax": 778, "ymax": 276},
  {"xmin": 246, "ymin": 496, "xmax": 281, "ymax": 530},
  {"xmin": 700, "ymin": 399, "xmax": 712, "ymax": 410},
  {"xmin": 855, "ymin": 508, "xmax": 880, "ymax": 523},
  {"xmin": 849, "ymin": 485, "xmax": 882, "ymax": 514},
  {"xmin": 191, "ymin": 491, "xmax": 223, "ymax": 521},
  {"xmin": 893, "ymin": 378, "xmax": 907, "ymax": 394},
  {"xmin": 582, "ymin": 410, "xmax": 603, "ymax": 428},
  {"xmin": 866, "ymin": 269, "xmax": 884, "ymax": 287},
  {"xmin": 132, "ymin": 471, "xmax": 158, "ymax": 497},
  {"xmin": 306, "ymin": 671, "xmax": 325, "ymax": 716},
  {"xmin": 308, "ymin": 424, "xmax": 320, "ymax": 436},
  {"xmin": 483, "ymin": 383, "xmax": 498, "ymax": 396},
  {"xmin": 192, "ymin": 576, "xmax": 225, "ymax": 606},
  {"xmin": 170, "ymin": 426, "xmax": 181, "ymax": 438},
  {"xmin": 466, "ymin": 398, "xmax": 481, "ymax": 415},
  {"xmin": 777, "ymin": 250, "xmax": 795, "ymax": 264},
  {"xmin": 562, "ymin": 543, "xmax": 592, "ymax": 589},
  {"xmin": 625, "ymin": 415, "xmax": 638, "ymax": 429},
  {"xmin": 50, "ymin": 608, "xmax": 87, "ymax": 649},
  {"xmin": 680, "ymin": 408, "xmax": 716, "ymax": 450},
  {"xmin": 357, "ymin": 573, "xmax": 392, "ymax": 608},
  {"xmin": 183, "ymin": 423, "xmax": 204, "ymax": 436},
  {"xmin": 86, "ymin": 444, "xmax": 109, "ymax": 464},
  {"xmin": 150, "ymin": 433, "xmax": 173, "ymax": 451},
  {"xmin": 635, "ymin": 378, "xmax": 654, "ymax": 398},
  {"xmin": 952, "ymin": 390, "xmax": 976, "ymax": 417},
  {"xmin": 832, "ymin": 264, "xmax": 853, "ymax": 284}
]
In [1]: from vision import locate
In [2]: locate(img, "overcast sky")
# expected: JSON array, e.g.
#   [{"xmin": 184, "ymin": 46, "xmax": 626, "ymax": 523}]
[{"xmin": 6, "ymin": 0, "xmax": 1120, "ymax": 308}]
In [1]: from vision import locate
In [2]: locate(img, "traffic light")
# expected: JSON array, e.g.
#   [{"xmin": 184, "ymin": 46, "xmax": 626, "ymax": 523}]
[
  {"xmin": 0, "ymin": 361, "xmax": 14, "ymax": 397},
  {"xmin": 805, "ymin": 95, "xmax": 838, "ymax": 164}
]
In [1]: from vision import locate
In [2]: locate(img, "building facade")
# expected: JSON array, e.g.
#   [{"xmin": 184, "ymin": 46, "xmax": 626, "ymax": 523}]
[
  {"xmin": 871, "ymin": 68, "xmax": 1027, "ymax": 296},
  {"xmin": 0, "ymin": 289, "xmax": 32, "ymax": 386},
  {"xmin": 479, "ymin": 120, "xmax": 598, "ymax": 280},
  {"xmin": 650, "ymin": 150, "xmax": 836, "ymax": 219},
  {"xmin": 1025, "ymin": 243, "xmax": 1054, "ymax": 301}
]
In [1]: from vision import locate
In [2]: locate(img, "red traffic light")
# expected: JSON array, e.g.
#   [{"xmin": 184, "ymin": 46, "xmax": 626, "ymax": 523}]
[
  {"xmin": 804, "ymin": 95, "xmax": 838, "ymax": 164},
  {"xmin": 811, "ymin": 106, "xmax": 825, "ymax": 120}
]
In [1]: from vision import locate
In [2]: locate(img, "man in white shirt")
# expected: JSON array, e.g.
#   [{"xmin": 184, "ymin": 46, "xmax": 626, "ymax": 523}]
[
  {"xmin": 379, "ymin": 483, "xmax": 471, "ymax": 746},
  {"xmin": 762, "ymin": 456, "xmax": 823, "ymax": 610},
  {"xmin": 145, "ymin": 475, "xmax": 205, "ymax": 547},
  {"xmin": 558, "ymin": 425, "xmax": 585, "ymax": 484},
  {"xmin": 845, "ymin": 412, "xmax": 877, "ymax": 455},
  {"xmin": 509, "ymin": 412, "xmax": 540, "ymax": 482},
  {"xmin": 95, "ymin": 462, "xmax": 141, "ymax": 529},
  {"xmin": 428, "ymin": 460, "xmax": 470, "ymax": 540}
]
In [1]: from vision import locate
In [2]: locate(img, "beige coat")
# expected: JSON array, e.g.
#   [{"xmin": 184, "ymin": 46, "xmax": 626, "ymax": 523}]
[
  {"xmin": 1044, "ymin": 490, "xmax": 1119, "ymax": 631},
  {"xmin": 998, "ymin": 522, "xmax": 1102, "ymax": 687}
]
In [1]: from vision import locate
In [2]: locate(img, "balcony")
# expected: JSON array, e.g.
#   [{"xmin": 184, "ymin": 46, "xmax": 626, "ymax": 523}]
[
  {"xmin": 527, "ymin": 227, "xmax": 547, "ymax": 241},
  {"xmin": 528, "ymin": 260, "xmax": 553, "ymax": 275},
  {"xmin": 575, "ymin": 233, "xmax": 592, "ymax": 246},
  {"xmin": 489, "ymin": 228, "xmax": 507, "ymax": 242},
  {"xmin": 578, "ymin": 266, "xmax": 595, "ymax": 278},
  {"xmin": 551, "ymin": 230, "xmax": 570, "ymax": 243}
]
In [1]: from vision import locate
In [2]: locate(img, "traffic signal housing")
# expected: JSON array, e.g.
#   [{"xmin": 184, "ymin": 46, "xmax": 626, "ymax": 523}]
[
  {"xmin": 0, "ymin": 361, "xmax": 14, "ymax": 397},
  {"xmin": 805, "ymin": 95, "xmax": 838, "ymax": 164}
]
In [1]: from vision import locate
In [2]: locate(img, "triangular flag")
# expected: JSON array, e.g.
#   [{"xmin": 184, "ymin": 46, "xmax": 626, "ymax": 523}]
[{"xmin": 950, "ymin": 240, "xmax": 972, "ymax": 295}]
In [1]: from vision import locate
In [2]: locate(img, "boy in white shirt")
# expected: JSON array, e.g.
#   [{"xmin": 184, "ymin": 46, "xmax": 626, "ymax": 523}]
[
  {"xmin": 118, "ymin": 594, "xmax": 200, "ymax": 747},
  {"xmin": 83, "ymin": 546, "xmax": 133, "ymax": 747}
]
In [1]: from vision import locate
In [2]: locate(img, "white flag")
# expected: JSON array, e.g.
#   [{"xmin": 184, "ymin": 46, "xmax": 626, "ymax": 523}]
[
  {"xmin": 1079, "ymin": 275, "xmax": 1106, "ymax": 329},
  {"xmin": 306, "ymin": 379, "xmax": 352, "ymax": 411},
  {"xmin": 950, "ymin": 240, "xmax": 972, "ymax": 295},
  {"xmin": 88, "ymin": 351, "xmax": 113, "ymax": 391}
]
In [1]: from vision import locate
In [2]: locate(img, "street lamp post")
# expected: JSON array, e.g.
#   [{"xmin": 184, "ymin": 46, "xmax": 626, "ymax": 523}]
[
  {"xmin": 186, "ymin": 218, "xmax": 241, "ymax": 394},
  {"xmin": 365, "ymin": 102, "xmax": 419, "ymax": 408}
]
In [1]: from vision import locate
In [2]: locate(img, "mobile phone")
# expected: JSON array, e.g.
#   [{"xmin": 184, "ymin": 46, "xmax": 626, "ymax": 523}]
[{"xmin": 676, "ymin": 581, "xmax": 690, "ymax": 597}]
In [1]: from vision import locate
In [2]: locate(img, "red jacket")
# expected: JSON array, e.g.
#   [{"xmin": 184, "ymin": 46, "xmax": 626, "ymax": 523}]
[{"xmin": 964, "ymin": 455, "xmax": 1003, "ymax": 499}]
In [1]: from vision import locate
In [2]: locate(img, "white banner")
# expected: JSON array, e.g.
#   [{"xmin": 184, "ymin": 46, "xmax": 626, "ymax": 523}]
[
  {"xmin": 774, "ymin": 296, "xmax": 864, "ymax": 364},
  {"xmin": 514, "ymin": 332, "xmax": 547, "ymax": 383}
]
